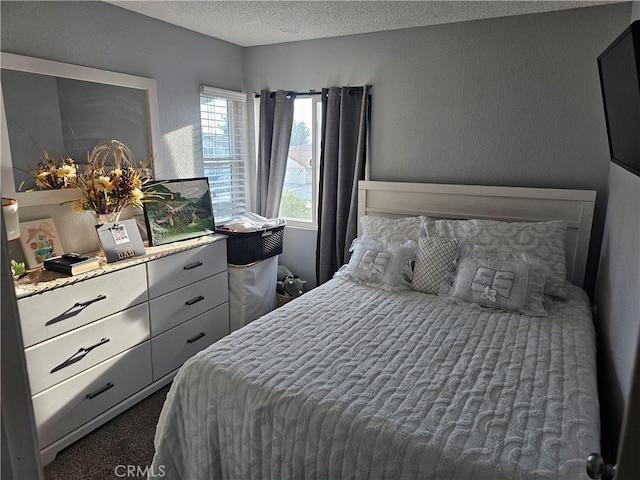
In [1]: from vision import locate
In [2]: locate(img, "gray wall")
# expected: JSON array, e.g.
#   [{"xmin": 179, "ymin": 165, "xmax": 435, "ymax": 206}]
[
  {"xmin": 1, "ymin": 0, "xmax": 244, "ymax": 253},
  {"xmin": 245, "ymin": 3, "xmax": 631, "ymax": 294},
  {"xmin": 594, "ymin": 1, "xmax": 640, "ymax": 462},
  {"xmin": 278, "ymin": 226, "xmax": 317, "ymax": 290},
  {"xmin": 595, "ymin": 164, "xmax": 640, "ymax": 461}
]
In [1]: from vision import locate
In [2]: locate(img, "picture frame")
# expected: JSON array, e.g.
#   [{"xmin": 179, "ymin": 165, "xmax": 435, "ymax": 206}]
[
  {"xmin": 19, "ymin": 217, "xmax": 64, "ymax": 268},
  {"xmin": 143, "ymin": 177, "xmax": 215, "ymax": 246},
  {"xmin": 95, "ymin": 219, "xmax": 146, "ymax": 263}
]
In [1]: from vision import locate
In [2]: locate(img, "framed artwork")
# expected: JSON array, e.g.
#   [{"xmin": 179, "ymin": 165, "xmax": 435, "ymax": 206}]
[
  {"xmin": 19, "ymin": 217, "xmax": 64, "ymax": 268},
  {"xmin": 143, "ymin": 177, "xmax": 215, "ymax": 246}
]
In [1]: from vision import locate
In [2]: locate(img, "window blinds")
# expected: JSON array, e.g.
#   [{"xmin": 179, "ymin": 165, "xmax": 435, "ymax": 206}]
[{"xmin": 199, "ymin": 86, "xmax": 248, "ymax": 223}]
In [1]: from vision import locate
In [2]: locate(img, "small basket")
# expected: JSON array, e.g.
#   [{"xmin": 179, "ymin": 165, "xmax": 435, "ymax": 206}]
[
  {"xmin": 220, "ymin": 225, "xmax": 285, "ymax": 265},
  {"xmin": 276, "ymin": 293, "xmax": 296, "ymax": 308}
]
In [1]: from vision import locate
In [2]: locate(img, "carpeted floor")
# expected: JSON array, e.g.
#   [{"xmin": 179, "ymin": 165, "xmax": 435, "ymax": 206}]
[{"xmin": 43, "ymin": 384, "xmax": 171, "ymax": 480}]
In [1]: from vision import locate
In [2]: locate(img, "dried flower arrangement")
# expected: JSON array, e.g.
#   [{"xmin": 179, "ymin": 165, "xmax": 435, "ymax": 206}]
[
  {"xmin": 71, "ymin": 140, "xmax": 154, "ymax": 215},
  {"xmin": 21, "ymin": 140, "xmax": 157, "ymax": 216}
]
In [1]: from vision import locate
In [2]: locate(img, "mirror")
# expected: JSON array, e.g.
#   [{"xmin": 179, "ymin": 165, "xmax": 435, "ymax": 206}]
[{"xmin": 1, "ymin": 53, "xmax": 160, "ymax": 207}]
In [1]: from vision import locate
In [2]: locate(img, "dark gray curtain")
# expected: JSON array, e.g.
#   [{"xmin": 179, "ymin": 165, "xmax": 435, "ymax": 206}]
[
  {"xmin": 256, "ymin": 90, "xmax": 294, "ymax": 218},
  {"xmin": 316, "ymin": 85, "xmax": 371, "ymax": 285}
]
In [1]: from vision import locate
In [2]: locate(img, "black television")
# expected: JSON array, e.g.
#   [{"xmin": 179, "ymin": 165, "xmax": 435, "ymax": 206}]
[{"xmin": 597, "ymin": 20, "xmax": 640, "ymax": 177}]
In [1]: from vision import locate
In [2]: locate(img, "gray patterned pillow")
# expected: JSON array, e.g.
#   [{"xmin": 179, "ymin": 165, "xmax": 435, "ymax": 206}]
[
  {"xmin": 424, "ymin": 219, "xmax": 569, "ymax": 298},
  {"xmin": 412, "ymin": 236, "xmax": 459, "ymax": 295},
  {"xmin": 446, "ymin": 252, "xmax": 548, "ymax": 317},
  {"xmin": 335, "ymin": 237, "xmax": 417, "ymax": 290},
  {"xmin": 360, "ymin": 215, "xmax": 428, "ymax": 242}
]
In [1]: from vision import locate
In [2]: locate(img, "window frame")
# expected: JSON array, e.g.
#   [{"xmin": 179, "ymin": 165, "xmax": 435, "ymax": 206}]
[{"xmin": 279, "ymin": 95, "xmax": 322, "ymax": 229}]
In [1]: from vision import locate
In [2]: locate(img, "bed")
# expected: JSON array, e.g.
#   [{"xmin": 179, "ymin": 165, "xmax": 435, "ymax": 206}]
[{"xmin": 150, "ymin": 181, "xmax": 600, "ymax": 479}]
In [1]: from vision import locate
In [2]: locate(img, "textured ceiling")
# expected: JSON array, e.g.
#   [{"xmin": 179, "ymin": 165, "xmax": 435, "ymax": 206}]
[{"xmin": 106, "ymin": 1, "xmax": 626, "ymax": 47}]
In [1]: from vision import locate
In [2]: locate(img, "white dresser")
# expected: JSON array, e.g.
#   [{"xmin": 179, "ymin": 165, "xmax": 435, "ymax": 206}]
[{"xmin": 15, "ymin": 236, "xmax": 229, "ymax": 465}]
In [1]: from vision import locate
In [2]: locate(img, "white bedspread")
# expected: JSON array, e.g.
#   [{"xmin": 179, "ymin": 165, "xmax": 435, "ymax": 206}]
[{"xmin": 151, "ymin": 278, "xmax": 599, "ymax": 479}]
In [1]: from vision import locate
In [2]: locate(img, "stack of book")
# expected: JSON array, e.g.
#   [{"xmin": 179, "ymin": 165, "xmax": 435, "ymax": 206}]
[{"xmin": 43, "ymin": 253, "xmax": 101, "ymax": 276}]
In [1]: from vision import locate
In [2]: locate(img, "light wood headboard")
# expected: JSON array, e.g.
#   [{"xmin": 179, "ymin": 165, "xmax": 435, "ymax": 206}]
[{"xmin": 358, "ymin": 181, "xmax": 596, "ymax": 288}]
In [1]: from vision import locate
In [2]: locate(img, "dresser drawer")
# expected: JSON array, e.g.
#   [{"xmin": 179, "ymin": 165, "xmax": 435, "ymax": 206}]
[
  {"xmin": 25, "ymin": 303, "xmax": 149, "ymax": 395},
  {"xmin": 18, "ymin": 264, "xmax": 148, "ymax": 348},
  {"xmin": 32, "ymin": 341, "xmax": 152, "ymax": 449},
  {"xmin": 151, "ymin": 303, "xmax": 229, "ymax": 380},
  {"xmin": 149, "ymin": 272, "xmax": 228, "ymax": 336},
  {"xmin": 147, "ymin": 240, "xmax": 227, "ymax": 299}
]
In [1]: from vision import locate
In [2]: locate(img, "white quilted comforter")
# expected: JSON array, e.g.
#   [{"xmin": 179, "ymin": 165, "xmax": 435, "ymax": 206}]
[{"xmin": 151, "ymin": 278, "xmax": 599, "ymax": 479}]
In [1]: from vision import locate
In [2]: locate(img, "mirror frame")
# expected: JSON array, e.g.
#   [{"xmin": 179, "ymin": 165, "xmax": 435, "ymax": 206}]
[{"xmin": 1, "ymin": 52, "xmax": 160, "ymax": 207}]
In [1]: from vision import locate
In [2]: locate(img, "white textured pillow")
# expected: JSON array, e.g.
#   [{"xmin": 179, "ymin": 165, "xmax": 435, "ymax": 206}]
[
  {"xmin": 424, "ymin": 218, "xmax": 569, "ymax": 298},
  {"xmin": 446, "ymin": 252, "xmax": 547, "ymax": 317},
  {"xmin": 335, "ymin": 237, "xmax": 417, "ymax": 290},
  {"xmin": 412, "ymin": 236, "xmax": 459, "ymax": 295},
  {"xmin": 360, "ymin": 215, "xmax": 427, "ymax": 242}
]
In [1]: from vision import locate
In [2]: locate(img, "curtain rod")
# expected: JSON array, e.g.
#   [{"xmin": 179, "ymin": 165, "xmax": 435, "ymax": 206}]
[
  {"xmin": 254, "ymin": 90, "xmax": 321, "ymax": 98},
  {"xmin": 254, "ymin": 87, "xmax": 370, "ymax": 98}
]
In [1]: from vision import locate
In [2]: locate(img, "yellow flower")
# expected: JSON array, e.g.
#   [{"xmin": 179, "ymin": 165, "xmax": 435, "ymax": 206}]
[
  {"xmin": 37, "ymin": 171, "xmax": 50, "ymax": 180},
  {"xmin": 71, "ymin": 199, "xmax": 86, "ymax": 213},
  {"xmin": 131, "ymin": 188, "xmax": 144, "ymax": 201},
  {"xmin": 112, "ymin": 168, "xmax": 123, "ymax": 177},
  {"xmin": 57, "ymin": 164, "xmax": 76, "ymax": 178},
  {"xmin": 96, "ymin": 176, "xmax": 114, "ymax": 191}
]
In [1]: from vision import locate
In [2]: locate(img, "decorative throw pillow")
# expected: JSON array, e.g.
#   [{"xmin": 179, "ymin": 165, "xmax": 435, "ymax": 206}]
[
  {"xmin": 445, "ymin": 252, "xmax": 548, "ymax": 317},
  {"xmin": 412, "ymin": 236, "xmax": 459, "ymax": 295},
  {"xmin": 334, "ymin": 237, "xmax": 417, "ymax": 290},
  {"xmin": 360, "ymin": 215, "xmax": 428, "ymax": 242},
  {"xmin": 424, "ymin": 218, "xmax": 568, "ymax": 298}
]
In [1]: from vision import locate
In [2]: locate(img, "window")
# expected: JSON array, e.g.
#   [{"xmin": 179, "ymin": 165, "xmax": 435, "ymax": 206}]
[
  {"xmin": 200, "ymin": 86, "xmax": 247, "ymax": 224},
  {"xmin": 278, "ymin": 96, "xmax": 322, "ymax": 225}
]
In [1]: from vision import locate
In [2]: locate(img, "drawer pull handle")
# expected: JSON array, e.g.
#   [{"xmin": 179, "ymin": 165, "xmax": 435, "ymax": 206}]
[
  {"xmin": 183, "ymin": 261, "xmax": 203, "ymax": 270},
  {"xmin": 77, "ymin": 295, "xmax": 108, "ymax": 308},
  {"xmin": 185, "ymin": 295, "xmax": 205, "ymax": 306},
  {"xmin": 187, "ymin": 332, "xmax": 206, "ymax": 344},
  {"xmin": 50, "ymin": 338, "xmax": 111, "ymax": 374},
  {"xmin": 86, "ymin": 382, "xmax": 114, "ymax": 400},
  {"xmin": 45, "ymin": 294, "xmax": 107, "ymax": 326}
]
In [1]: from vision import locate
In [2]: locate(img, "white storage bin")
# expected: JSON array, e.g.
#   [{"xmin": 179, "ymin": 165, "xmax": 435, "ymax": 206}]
[{"xmin": 228, "ymin": 256, "xmax": 278, "ymax": 332}]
